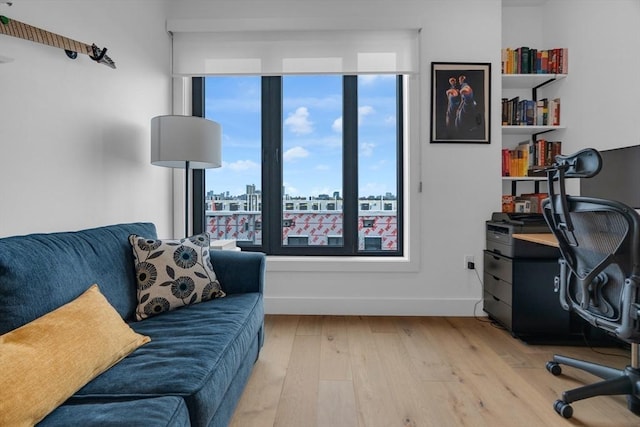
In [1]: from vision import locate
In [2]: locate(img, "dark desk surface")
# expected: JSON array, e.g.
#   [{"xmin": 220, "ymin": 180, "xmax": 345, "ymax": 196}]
[{"xmin": 512, "ymin": 233, "xmax": 558, "ymax": 248}]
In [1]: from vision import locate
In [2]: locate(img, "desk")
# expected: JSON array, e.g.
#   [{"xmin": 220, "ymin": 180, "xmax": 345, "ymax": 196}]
[{"xmin": 513, "ymin": 233, "xmax": 558, "ymax": 248}]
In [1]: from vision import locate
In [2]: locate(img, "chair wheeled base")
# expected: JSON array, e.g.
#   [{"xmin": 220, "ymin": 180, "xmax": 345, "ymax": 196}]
[{"xmin": 546, "ymin": 346, "xmax": 640, "ymax": 419}]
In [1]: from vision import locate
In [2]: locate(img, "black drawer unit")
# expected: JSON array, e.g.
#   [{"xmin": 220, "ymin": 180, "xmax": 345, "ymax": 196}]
[
  {"xmin": 483, "ymin": 215, "xmax": 620, "ymax": 344},
  {"xmin": 483, "ymin": 250, "xmax": 570, "ymax": 338}
]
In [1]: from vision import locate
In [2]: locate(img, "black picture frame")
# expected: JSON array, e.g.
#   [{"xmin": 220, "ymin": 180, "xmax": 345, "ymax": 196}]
[{"xmin": 430, "ymin": 62, "xmax": 491, "ymax": 144}]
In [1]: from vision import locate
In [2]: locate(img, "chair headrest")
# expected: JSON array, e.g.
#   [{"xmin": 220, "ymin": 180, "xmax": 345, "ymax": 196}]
[{"xmin": 554, "ymin": 148, "xmax": 602, "ymax": 178}]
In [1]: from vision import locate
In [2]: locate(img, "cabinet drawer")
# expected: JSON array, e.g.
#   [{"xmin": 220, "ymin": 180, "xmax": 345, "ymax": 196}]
[
  {"xmin": 483, "ymin": 272, "xmax": 512, "ymax": 305},
  {"xmin": 483, "ymin": 250, "xmax": 512, "ymax": 283},
  {"xmin": 483, "ymin": 290, "xmax": 512, "ymax": 331}
]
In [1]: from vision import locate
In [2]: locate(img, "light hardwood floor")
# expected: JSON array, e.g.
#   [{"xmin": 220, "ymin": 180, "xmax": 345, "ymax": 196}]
[{"xmin": 230, "ymin": 315, "xmax": 638, "ymax": 427}]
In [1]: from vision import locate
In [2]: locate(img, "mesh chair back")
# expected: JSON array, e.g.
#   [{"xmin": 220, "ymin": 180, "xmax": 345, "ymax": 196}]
[{"xmin": 542, "ymin": 197, "xmax": 640, "ymax": 341}]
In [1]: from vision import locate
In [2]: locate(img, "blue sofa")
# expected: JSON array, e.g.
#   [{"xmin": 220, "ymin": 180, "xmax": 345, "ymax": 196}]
[{"xmin": 0, "ymin": 222, "xmax": 265, "ymax": 427}]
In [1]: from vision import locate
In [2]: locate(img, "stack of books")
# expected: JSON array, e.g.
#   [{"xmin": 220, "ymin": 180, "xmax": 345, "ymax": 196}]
[
  {"xmin": 502, "ymin": 97, "xmax": 560, "ymax": 126},
  {"xmin": 502, "ymin": 139, "xmax": 562, "ymax": 177},
  {"xmin": 502, "ymin": 46, "xmax": 568, "ymax": 74}
]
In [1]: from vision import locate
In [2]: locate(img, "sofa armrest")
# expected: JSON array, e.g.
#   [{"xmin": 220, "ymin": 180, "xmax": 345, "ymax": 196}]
[{"xmin": 209, "ymin": 250, "xmax": 265, "ymax": 295}]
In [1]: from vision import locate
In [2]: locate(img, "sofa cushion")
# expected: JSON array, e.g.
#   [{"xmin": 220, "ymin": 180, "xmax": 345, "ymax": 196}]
[
  {"xmin": 0, "ymin": 222, "xmax": 157, "ymax": 334},
  {"xmin": 0, "ymin": 285, "xmax": 150, "ymax": 427},
  {"xmin": 38, "ymin": 396, "xmax": 191, "ymax": 427},
  {"xmin": 129, "ymin": 233, "xmax": 225, "ymax": 320},
  {"xmin": 72, "ymin": 293, "xmax": 264, "ymax": 427}
]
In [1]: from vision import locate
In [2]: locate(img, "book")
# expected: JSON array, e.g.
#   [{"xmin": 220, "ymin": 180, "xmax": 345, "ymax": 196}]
[
  {"xmin": 524, "ymin": 100, "xmax": 536, "ymax": 125},
  {"xmin": 536, "ymin": 139, "xmax": 547, "ymax": 167},
  {"xmin": 540, "ymin": 50, "xmax": 549, "ymax": 73},
  {"xmin": 520, "ymin": 47, "xmax": 530, "ymax": 74},
  {"xmin": 501, "ymin": 98, "xmax": 509, "ymax": 125},
  {"xmin": 548, "ymin": 98, "xmax": 561, "ymax": 126},
  {"xmin": 536, "ymin": 98, "xmax": 547, "ymax": 125},
  {"xmin": 501, "ymin": 46, "xmax": 568, "ymax": 75},
  {"xmin": 502, "ymin": 149, "xmax": 511, "ymax": 176},
  {"xmin": 529, "ymin": 48, "xmax": 537, "ymax": 74},
  {"xmin": 518, "ymin": 140, "xmax": 532, "ymax": 174},
  {"xmin": 560, "ymin": 48, "xmax": 568, "ymax": 73},
  {"xmin": 502, "ymin": 195, "xmax": 516, "ymax": 213}
]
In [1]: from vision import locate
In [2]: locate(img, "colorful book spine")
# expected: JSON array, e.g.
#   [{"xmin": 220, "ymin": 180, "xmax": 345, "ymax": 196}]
[{"xmin": 502, "ymin": 47, "xmax": 568, "ymax": 74}]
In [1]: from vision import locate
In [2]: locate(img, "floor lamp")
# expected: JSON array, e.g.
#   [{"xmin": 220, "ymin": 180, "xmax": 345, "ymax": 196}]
[{"xmin": 151, "ymin": 115, "xmax": 222, "ymax": 238}]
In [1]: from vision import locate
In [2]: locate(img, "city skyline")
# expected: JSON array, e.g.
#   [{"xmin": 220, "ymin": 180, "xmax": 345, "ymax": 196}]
[{"xmin": 203, "ymin": 75, "xmax": 398, "ymax": 198}]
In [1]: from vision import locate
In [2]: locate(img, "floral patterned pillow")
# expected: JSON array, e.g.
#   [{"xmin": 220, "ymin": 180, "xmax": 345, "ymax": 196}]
[{"xmin": 128, "ymin": 234, "xmax": 225, "ymax": 320}]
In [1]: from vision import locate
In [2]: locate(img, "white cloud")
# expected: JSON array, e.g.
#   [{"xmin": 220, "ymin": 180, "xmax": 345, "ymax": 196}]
[
  {"xmin": 384, "ymin": 115, "xmax": 396, "ymax": 126},
  {"xmin": 284, "ymin": 106, "xmax": 313, "ymax": 135},
  {"xmin": 283, "ymin": 146, "xmax": 310, "ymax": 162},
  {"xmin": 332, "ymin": 117, "xmax": 342, "ymax": 133},
  {"xmin": 224, "ymin": 159, "xmax": 260, "ymax": 172},
  {"xmin": 360, "ymin": 181, "xmax": 388, "ymax": 196},
  {"xmin": 283, "ymin": 182, "xmax": 300, "ymax": 196},
  {"xmin": 332, "ymin": 107, "xmax": 374, "ymax": 131},
  {"xmin": 358, "ymin": 75, "xmax": 396, "ymax": 86},
  {"xmin": 360, "ymin": 142, "xmax": 376, "ymax": 157},
  {"xmin": 315, "ymin": 164, "xmax": 330, "ymax": 171},
  {"xmin": 359, "ymin": 75, "xmax": 378, "ymax": 85},
  {"xmin": 358, "ymin": 105, "xmax": 375, "ymax": 124},
  {"xmin": 368, "ymin": 159, "xmax": 388, "ymax": 171}
]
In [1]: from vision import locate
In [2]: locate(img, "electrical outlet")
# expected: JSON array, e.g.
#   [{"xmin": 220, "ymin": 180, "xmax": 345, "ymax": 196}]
[{"xmin": 464, "ymin": 255, "xmax": 475, "ymax": 270}]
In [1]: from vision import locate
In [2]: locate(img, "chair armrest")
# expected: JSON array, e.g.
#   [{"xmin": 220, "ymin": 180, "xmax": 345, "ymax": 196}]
[{"xmin": 209, "ymin": 250, "xmax": 265, "ymax": 295}]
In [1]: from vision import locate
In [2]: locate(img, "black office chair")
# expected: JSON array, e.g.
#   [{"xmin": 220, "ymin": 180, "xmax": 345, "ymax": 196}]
[{"xmin": 541, "ymin": 148, "xmax": 640, "ymax": 419}]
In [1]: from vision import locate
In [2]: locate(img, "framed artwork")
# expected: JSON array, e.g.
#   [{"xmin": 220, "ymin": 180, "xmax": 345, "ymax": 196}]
[{"xmin": 430, "ymin": 62, "xmax": 491, "ymax": 144}]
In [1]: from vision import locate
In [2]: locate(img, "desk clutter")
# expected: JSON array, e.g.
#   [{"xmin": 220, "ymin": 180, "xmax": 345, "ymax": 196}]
[{"xmin": 502, "ymin": 193, "xmax": 548, "ymax": 214}]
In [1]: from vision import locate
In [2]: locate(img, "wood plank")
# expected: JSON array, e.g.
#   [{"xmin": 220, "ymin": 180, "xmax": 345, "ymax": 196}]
[
  {"xmin": 513, "ymin": 233, "xmax": 558, "ymax": 247},
  {"xmin": 417, "ymin": 317, "xmax": 565, "ymax": 426},
  {"xmin": 346, "ymin": 316, "xmax": 404, "ymax": 427},
  {"xmin": 372, "ymin": 323, "xmax": 443, "ymax": 426},
  {"xmin": 229, "ymin": 315, "xmax": 299, "ymax": 427},
  {"xmin": 231, "ymin": 316, "xmax": 639, "ymax": 427},
  {"xmin": 319, "ymin": 315, "xmax": 352, "ymax": 381},
  {"xmin": 317, "ymin": 380, "xmax": 358, "ymax": 427},
  {"xmin": 273, "ymin": 334, "xmax": 321, "ymax": 426},
  {"xmin": 394, "ymin": 316, "xmax": 458, "ymax": 382},
  {"xmin": 296, "ymin": 314, "xmax": 323, "ymax": 335}
]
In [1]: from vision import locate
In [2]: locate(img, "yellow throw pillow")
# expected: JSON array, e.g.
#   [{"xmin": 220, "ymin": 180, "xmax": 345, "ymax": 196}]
[{"xmin": 0, "ymin": 284, "xmax": 150, "ymax": 427}]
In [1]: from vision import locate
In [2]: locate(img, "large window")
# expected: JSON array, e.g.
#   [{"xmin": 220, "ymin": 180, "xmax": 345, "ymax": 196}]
[{"xmin": 196, "ymin": 75, "xmax": 403, "ymax": 256}]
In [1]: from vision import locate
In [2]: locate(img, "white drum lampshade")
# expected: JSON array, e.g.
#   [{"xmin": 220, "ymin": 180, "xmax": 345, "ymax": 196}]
[{"xmin": 150, "ymin": 115, "xmax": 222, "ymax": 236}]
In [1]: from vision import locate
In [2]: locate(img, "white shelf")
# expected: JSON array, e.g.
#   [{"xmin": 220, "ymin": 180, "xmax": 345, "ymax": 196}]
[
  {"xmin": 502, "ymin": 176, "xmax": 546, "ymax": 181},
  {"xmin": 502, "ymin": 125, "xmax": 564, "ymax": 135},
  {"xmin": 502, "ymin": 74, "xmax": 567, "ymax": 89}
]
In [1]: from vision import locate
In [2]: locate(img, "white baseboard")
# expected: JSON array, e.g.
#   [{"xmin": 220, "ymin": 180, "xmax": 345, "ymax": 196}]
[{"xmin": 264, "ymin": 296, "xmax": 486, "ymax": 316}]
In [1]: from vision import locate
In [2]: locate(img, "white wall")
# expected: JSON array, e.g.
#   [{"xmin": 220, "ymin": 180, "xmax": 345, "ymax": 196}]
[
  {"xmin": 502, "ymin": 0, "xmax": 640, "ymax": 196},
  {"xmin": 542, "ymin": 0, "xmax": 640, "ymax": 154},
  {"xmin": 4, "ymin": 0, "xmax": 635, "ymax": 316},
  {"xmin": 0, "ymin": 0, "xmax": 174, "ymax": 237},
  {"xmin": 167, "ymin": 0, "xmax": 503, "ymax": 315}
]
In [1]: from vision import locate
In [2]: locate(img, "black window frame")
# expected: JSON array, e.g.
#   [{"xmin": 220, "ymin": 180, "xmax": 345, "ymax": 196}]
[{"xmin": 192, "ymin": 75, "xmax": 404, "ymax": 256}]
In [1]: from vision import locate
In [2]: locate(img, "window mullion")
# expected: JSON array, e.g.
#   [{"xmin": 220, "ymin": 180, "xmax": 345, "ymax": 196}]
[
  {"xmin": 343, "ymin": 76, "xmax": 358, "ymax": 253},
  {"xmin": 395, "ymin": 75, "xmax": 404, "ymax": 254},
  {"xmin": 192, "ymin": 77, "xmax": 205, "ymax": 236},
  {"xmin": 262, "ymin": 76, "xmax": 282, "ymax": 254}
]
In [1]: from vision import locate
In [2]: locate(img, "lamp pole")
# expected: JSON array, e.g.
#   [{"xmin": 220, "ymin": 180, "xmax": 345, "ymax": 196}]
[{"xmin": 185, "ymin": 160, "xmax": 190, "ymax": 238}]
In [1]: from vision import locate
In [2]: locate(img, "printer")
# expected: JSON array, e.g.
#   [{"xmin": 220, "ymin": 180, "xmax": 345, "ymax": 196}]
[{"xmin": 486, "ymin": 212, "xmax": 558, "ymax": 258}]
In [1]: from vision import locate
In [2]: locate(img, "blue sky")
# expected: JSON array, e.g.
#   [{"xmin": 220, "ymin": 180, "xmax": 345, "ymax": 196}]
[{"xmin": 204, "ymin": 75, "xmax": 397, "ymax": 198}]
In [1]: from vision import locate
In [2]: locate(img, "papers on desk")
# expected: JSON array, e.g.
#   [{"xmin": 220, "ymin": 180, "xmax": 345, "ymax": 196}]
[{"xmin": 210, "ymin": 239, "xmax": 240, "ymax": 251}]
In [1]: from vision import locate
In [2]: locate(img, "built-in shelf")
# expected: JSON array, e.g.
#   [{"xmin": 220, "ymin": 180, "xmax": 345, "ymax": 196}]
[
  {"xmin": 502, "ymin": 125, "xmax": 565, "ymax": 135},
  {"xmin": 502, "ymin": 176, "xmax": 546, "ymax": 181},
  {"xmin": 502, "ymin": 73, "xmax": 567, "ymax": 89}
]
